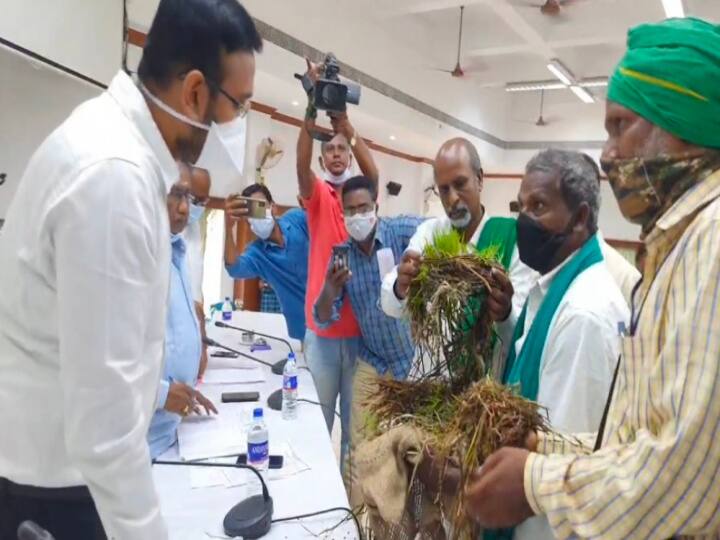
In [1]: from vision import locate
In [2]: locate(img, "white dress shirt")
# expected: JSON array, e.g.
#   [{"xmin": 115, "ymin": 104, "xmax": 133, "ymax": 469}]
[
  {"xmin": 0, "ymin": 71, "xmax": 176, "ymax": 539},
  {"xmin": 597, "ymin": 231, "xmax": 641, "ymax": 305},
  {"xmin": 512, "ymin": 254, "xmax": 630, "ymax": 540},
  {"xmin": 380, "ymin": 212, "xmax": 537, "ymax": 353}
]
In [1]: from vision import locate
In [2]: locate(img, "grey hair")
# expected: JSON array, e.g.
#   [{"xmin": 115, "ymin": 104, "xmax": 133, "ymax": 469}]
[{"xmin": 525, "ymin": 149, "xmax": 601, "ymax": 233}]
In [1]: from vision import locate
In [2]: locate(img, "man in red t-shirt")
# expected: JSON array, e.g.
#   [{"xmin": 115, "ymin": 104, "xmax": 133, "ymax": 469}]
[{"xmin": 296, "ymin": 59, "xmax": 379, "ymax": 475}]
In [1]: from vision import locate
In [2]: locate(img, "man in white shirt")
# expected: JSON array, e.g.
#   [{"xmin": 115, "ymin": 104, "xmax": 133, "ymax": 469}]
[
  {"xmin": 477, "ymin": 149, "xmax": 630, "ymax": 540},
  {"xmin": 0, "ymin": 1, "xmax": 261, "ymax": 539},
  {"xmin": 381, "ymin": 141, "xmax": 637, "ymax": 347},
  {"xmin": 381, "ymin": 137, "xmax": 537, "ymax": 358}
]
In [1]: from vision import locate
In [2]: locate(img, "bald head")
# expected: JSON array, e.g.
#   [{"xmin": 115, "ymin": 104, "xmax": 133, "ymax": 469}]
[
  {"xmin": 434, "ymin": 138, "xmax": 483, "ymax": 178},
  {"xmin": 433, "ymin": 138, "xmax": 484, "ymax": 234},
  {"xmin": 190, "ymin": 166, "xmax": 211, "ymax": 203}
]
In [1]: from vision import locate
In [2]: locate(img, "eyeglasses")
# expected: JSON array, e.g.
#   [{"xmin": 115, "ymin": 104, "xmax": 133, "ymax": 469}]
[
  {"xmin": 169, "ymin": 189, "xmax": 207, "ymax": 206},
  {"xmin": 177, "ymin": 72, "xmax": 251, "ymax": 119},
  {"xmin": 209, "ymin": 81, "xmax": 251, "ymax": 119}
]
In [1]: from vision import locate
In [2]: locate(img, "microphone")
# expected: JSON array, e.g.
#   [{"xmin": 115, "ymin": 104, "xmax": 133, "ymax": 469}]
[
  {"xmin": 214, "ymin": 321, "xmax": 293, "ymax": 375},
  {"xmin": 203, "ymin": 337, "xmax": 275, "ymax": 370},
  {"xmin": 204, "ymin": 337, "xmax": 282, "ymax": 411},
  {"xmin": 153, "ymin": 459, "xmax": 273, "ymax": 538}
]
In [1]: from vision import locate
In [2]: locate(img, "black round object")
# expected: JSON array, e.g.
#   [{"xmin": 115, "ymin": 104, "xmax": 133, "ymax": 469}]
[{"xmin": 223, "ymin": 494, "xmax": 273, "ymax": 539}]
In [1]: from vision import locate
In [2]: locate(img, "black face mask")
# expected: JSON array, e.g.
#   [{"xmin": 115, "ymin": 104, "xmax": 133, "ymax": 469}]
[{"xmin": 516, "ymin": 212, "xmax": 574, "ymax": 274}]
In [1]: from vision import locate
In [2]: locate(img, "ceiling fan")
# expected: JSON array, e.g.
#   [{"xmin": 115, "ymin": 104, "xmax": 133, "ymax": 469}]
[
  {"xmin": 521, "ymin": 0, "xmax": 588, "ymax": 16},
  {"xmin": 536, "ymin": 89, "xmax": 548, "ymax": 126},
  {"xmin": 435, "ymin": 5, "xmax": 467, "ymax": 78}
]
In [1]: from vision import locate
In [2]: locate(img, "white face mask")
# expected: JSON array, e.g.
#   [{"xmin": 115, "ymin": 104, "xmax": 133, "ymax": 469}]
[
  {"xmin": 323, "ymin": 167, "xmax": 353, "ymax": 186},
  {"xmin": 188, "ymin": 203, "xmax": 204, "ymax": 224},
  {"xmin": 345, "ymin": 211, "xmax": 377, "ymax": 242},
  {"xmin": 249, "ymin": 213, "xmax": 275, "ymax": 240},
  {"xmin": 140, "ymin": 83, "xmax": 246, "ymax": 195}
]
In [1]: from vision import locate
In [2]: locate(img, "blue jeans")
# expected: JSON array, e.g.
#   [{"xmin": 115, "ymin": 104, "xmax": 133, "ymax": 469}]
[{"xmin": 304, "ymin": 329, "xmax": 359, "ymax": 472}]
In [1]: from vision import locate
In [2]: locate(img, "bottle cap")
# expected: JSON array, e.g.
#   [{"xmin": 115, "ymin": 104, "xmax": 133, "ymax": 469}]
[{"xmin": 253, "ymin": 407, "xmax": 263, "ymax": 418}]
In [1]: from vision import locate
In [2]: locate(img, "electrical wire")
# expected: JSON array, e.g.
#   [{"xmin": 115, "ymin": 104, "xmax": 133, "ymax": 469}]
[
  {"xmin": 272, "ymin": 506, "xmax": 363, "ymax": 540},
  {"xmin": 298, "ymin": 398, "xmax": 341, "ymax": 419}
]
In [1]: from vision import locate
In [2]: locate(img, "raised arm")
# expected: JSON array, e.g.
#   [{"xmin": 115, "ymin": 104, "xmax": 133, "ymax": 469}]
[
  {"xmin": 296, "ymin": 58, "xmax": 324, "ymax": 199},
  {"xmin": 297, "ymin": 116, "xmax": 318, "ymax": 200},
  {"xmin": 331, "ymin": 113, "xmax": 378, "ymax": 185}
]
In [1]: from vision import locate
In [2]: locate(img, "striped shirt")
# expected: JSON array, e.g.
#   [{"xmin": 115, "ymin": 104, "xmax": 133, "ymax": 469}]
[
  {"xmin": 525, "ymin": 168, "xmax": 720, "ymax": 539},
  {"xmin": 313, "ymin": 216, "xmax": 424, "ymax": 379}
]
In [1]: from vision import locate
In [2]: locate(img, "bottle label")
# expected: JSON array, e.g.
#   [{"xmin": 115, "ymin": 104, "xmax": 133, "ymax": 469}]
[
  {"xmin": 248, "ymin": 440, "xmax": 269, "ymax": 464},
  {"xmin": 222, "ymin": 311, "xmax": 232, "ymax": 321},
  {"xmin": 283, "ymin": 375, "xmax": 297, "ymax": 391}
]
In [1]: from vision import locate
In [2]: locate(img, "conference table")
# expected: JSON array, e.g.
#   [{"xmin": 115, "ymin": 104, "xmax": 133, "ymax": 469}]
[{"xmin": 152, "ymin": 310, "xmax": 359, "ymax": 539}]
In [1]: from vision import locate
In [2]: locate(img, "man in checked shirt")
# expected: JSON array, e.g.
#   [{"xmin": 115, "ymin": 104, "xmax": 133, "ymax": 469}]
[
  {"xmin": 464, "ymin": 17, "xmax": 720, "ymax": 539},
  {"xmin": 314, "ymin": 175, "xmax": 425, "ymax": 507}
]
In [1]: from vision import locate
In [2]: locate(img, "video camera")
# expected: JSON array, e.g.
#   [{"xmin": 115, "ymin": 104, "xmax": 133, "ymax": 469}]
[{"xmin": 295, "ymin": 53, "xmax": 361, "ymax": 114}]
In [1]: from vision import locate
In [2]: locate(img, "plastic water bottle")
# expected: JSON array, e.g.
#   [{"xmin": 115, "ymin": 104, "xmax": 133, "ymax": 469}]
[
  {"xmin": 282, "ymin": 353, "xmax": 298, "ymax": 420},
  {"xmin": 247, "ymin": 408, "xmax": 269, "ymax": 471},
  {"xmin": 222, "ymin": 296, "xmax": 233, "ymax": 321}
]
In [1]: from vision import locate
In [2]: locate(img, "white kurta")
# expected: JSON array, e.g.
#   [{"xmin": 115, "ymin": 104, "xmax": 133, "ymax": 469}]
[
  {"xmin": 0, "ymin": 71, "xmax": 176, "ymax": 539},
  {"xmin": 380, "ymin": 213, "xmax": 537, "ymax": 339},
  {"xmin": 512, "ymin": 255, "xmax": 630, "ymax": 540}
]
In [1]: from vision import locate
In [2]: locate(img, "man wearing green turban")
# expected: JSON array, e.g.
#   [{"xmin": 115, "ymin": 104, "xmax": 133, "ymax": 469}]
[{"xmin": 459, "ymin": 17, "xmax": 720, "ymax": 539}]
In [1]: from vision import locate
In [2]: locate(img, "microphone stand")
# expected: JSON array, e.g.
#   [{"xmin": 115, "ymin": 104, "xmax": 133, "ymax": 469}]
[
  {"xmin": 214, "ymin": 321, "xmax": 294, "ymax": 375},
  {"xmin": 153, "ymin": 459, "xmax": 273, "ymax": 539},
  {"xmin": 202, "ymin": 337, "xmax": 275, "ymax": 370},
  {"xmin": 203, "ymin": 337, "xmax": 283, "ymax": 412}
]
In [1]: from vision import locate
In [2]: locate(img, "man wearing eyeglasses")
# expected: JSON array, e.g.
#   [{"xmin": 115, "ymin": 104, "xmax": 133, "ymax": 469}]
[
  {"xmin": 148, "ymin": 163, "xmax": 218, "ymax": 459},
  {"xmin": 314, "ymin": 175, "xmax": 425, "ymax": 507},
  {"xmin": 0, "ymin": 1, "xmax": 261, "ymax": 538}
]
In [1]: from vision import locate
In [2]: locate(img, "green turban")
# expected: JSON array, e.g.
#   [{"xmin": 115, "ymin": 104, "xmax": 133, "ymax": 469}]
[{"xmin": 608, "ymin": 17, "xmax": 720, "ymax": 149}]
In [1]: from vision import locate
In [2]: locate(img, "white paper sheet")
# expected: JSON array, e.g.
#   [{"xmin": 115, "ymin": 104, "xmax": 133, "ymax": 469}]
[
  {"xmin": 189, "ymin": 443, "xmax": 310, "ymax": 489},
  {"xmin": 201, "ymin": 368, "xmax": 265, "ymax": 385},
  {"xmin": 178, "ymin": 413, "xmax": 248, "ymax": 461}
]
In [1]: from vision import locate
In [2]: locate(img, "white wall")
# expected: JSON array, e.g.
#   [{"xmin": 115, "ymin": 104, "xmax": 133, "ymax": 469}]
[
  {"xmin": 0, "ymin": 46, "xmax": 101, "ymax": 218},
  {"xmin": 0, "ymin": 0, "xmax": 121, "ymax": 84},
  {"xmin": 239, "ymin": 110, "xmax": 429, "ymax": 216}
]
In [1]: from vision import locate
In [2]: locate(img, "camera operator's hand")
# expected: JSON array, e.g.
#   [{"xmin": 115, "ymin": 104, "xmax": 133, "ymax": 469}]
[
  {"xmin": 304, "ymin": 57, "xmax": 323, "ymax": 86},
  {"xmin": 330, "ymin": 112, "xmax": 355, "ymax": 142}
]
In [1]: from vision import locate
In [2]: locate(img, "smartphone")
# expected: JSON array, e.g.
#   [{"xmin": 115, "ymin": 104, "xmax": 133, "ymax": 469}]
[
  {"xmin": 332, "ymin": 245, "xmax": 350, "ymax": 269},
  {"xmin": 211, "ymin": 351, "xmax": 239, "ymax": 358},
  {"xmin": 235, "ymin": 196, "xmax": 268, "ymax": 219},
  {"xmin": 221, "ymin": 391, "xmax": 260, "ymax": 403},
  {"xmin": 235, "ymin": 453, "xmax": 284, "ymax": 469}
]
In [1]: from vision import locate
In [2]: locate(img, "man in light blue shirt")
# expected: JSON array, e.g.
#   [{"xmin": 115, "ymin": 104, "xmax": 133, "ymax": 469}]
[{"xmin": 148, "ymin": 163, "xmax": 217, "ymax": 459}]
